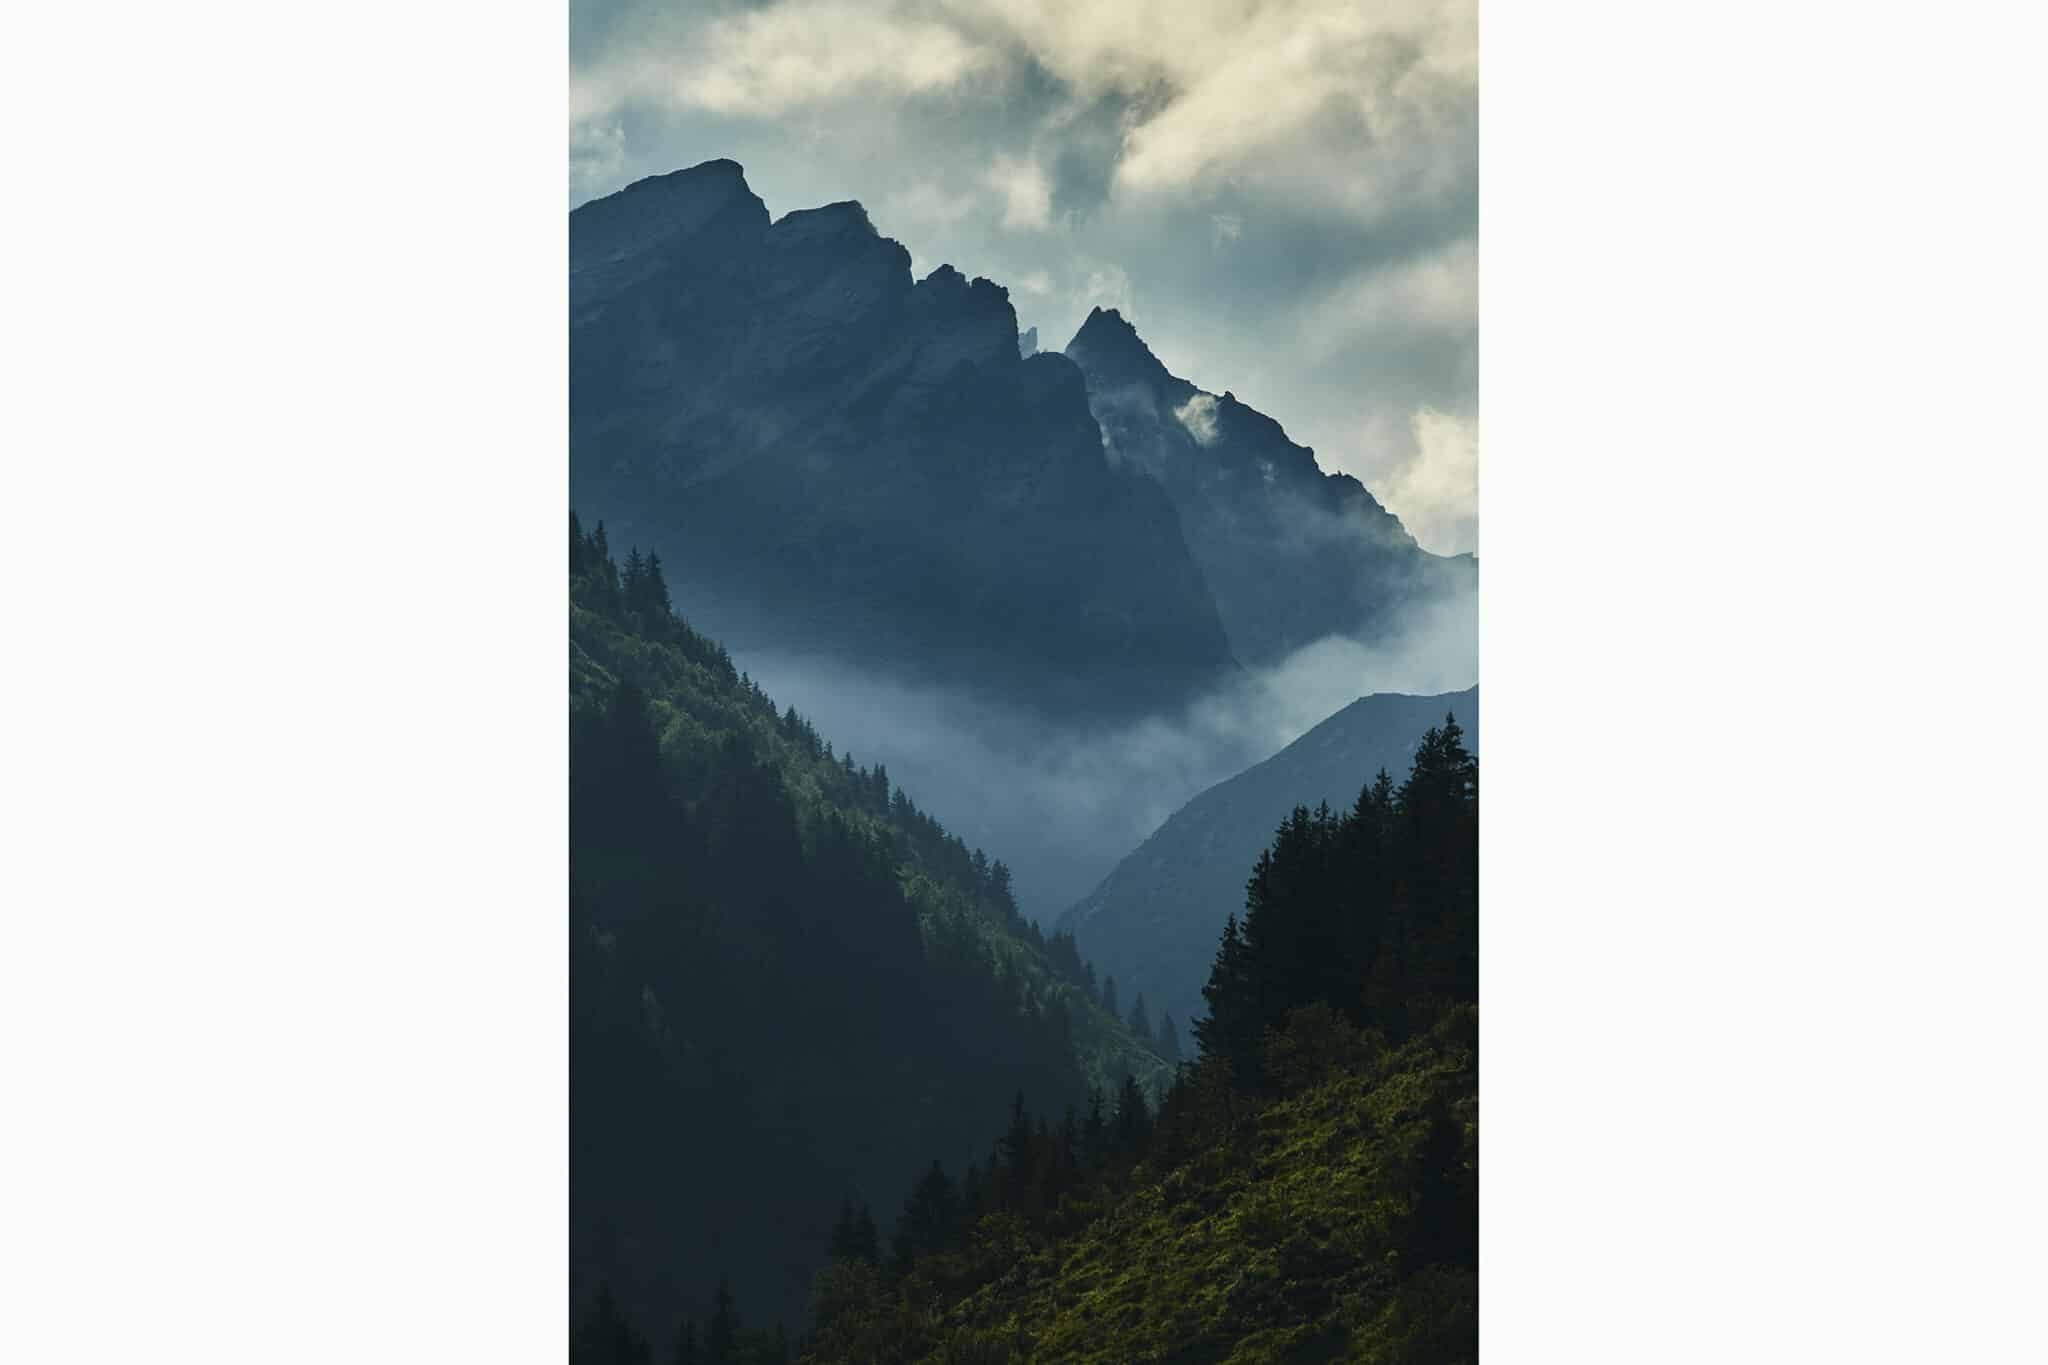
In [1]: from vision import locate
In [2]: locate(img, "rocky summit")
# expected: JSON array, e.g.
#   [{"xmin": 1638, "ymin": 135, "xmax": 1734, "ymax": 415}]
[
  {"xmin": 571, "ymin": 161, "xmax": 1238, "ymax": 722},
  {"xmin": 1065, "ymin": 307, "xmax": 1475, "ymax": 669}
]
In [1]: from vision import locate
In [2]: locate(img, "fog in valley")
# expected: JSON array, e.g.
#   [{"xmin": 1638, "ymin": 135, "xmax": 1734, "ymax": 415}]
[{"xmin": 735, "ymin": 586, "xmax": 1477, "ymax": 923}]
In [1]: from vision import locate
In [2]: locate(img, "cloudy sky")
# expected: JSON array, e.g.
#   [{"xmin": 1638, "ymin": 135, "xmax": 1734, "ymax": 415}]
[{"xmin": 570, "ymin": 0, "xmax": 1477, "ymax": 555}]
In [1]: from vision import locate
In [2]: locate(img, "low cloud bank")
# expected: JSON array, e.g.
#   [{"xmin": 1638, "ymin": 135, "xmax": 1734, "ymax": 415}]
[{"xmin": 737, "ymin": 588, "xmax": 1476, "ymax": 924}]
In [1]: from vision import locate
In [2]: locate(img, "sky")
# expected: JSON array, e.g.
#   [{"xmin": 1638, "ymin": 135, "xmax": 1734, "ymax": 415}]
[{"xmin": 570, "ymin": 0, "xmax": 1477, "ymax": 555}]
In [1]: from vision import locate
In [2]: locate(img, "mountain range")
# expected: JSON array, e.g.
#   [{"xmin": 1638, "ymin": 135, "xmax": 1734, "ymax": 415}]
[
  {"xmin": 568, "ymin": 158, "xmax": 1481, "ymax": 1360},
  {"xmin": 570, "ymin": 159, "xmax": 1474, "ymax": 725},
  {"xmin": 572, "ymin": 160, "xmax": 1233, "ymax": 721}
]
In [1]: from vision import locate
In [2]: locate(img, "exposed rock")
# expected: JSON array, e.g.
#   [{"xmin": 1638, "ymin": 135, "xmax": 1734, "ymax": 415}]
[
  {"xmin": 1066, "ymin": 308, "xmax": 1476, "ymax": 668},
  {"xmin": 571, "ymin": 162, "xmax": 1240, "ymax": 721}
]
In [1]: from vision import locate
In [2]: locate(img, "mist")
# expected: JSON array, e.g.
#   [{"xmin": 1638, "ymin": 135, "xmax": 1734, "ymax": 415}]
[{"xmin": 734, "ymin": 586, "xmax": 1476, "ymax": 924}]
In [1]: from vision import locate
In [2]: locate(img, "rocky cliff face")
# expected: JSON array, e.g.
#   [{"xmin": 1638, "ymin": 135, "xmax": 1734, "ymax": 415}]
[
  {"xmin": 571, "ymin": 161, "xmax": 1239, "ymax": 720},
  {"xmin": 1064, "ymin": 307, "xmax": 1476, "ymax": 669}
]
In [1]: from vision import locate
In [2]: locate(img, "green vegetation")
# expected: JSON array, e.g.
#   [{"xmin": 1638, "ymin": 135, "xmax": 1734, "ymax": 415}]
[
  {"xmin": 802, "ymin": 717, "xmax": 1479, "ymax": 1363},
  {"xmin": 569, "ymin": 512, "xmax": 1170, "ymax": 1348},
  {"xmin": 806, "ymin": 1009, "xmax": 1475, "ymax": 1363}
]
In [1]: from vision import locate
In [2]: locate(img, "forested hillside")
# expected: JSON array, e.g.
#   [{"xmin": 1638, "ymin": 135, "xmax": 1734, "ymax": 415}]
[
  {"xmin": 1063, "ymin": 687, "xmax": 1479, "ymax": 1039},
  {"xmin": 568, "ymin": 513, "xmax": 1173, "ymax": 1347},
  {"xmin": 796, "ymin": 717, "xmax": 1480, "ymax": 1363}
]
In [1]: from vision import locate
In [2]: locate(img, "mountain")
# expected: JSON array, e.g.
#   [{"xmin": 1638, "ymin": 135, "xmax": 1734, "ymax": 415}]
[
  {"xmin": 1059, "ymin": 687, "xmax": 1479, "ymax": 1039},
  {"xmin": 800, "ymin": 722, "xmax": 1479, "ymax": 1363},
  {"xmin": 1065, "ymin": 307, "xmax": 1477, "ymax": 669},
  {"xmin": 568, "ymin": 515, "xmax": 1174, "ymax": 1342},
  {"xmin": 570, "ymin": 161, "xmax": 1239, "ymax": 721}
]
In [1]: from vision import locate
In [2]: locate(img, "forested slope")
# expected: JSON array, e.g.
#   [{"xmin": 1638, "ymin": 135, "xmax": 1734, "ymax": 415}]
[
  {"xmin": 798, "ymin": 717, "xmax": 1480, "ymax": 1363},
  {"xmin": 569, "ymin": 513, "xmax": 1171, "ymax": 1347}
]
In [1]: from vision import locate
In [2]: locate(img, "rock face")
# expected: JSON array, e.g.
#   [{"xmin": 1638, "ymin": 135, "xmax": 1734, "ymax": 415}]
[
  {"xmin": 1058, "ymin": 687, "xmax": 1478, "ymax": 1038},
  {"xmin": 571, "ymin": 161, "xmax": 1239, "ymax": 720},
  {"xmin": 1064, "ymin": 308, "xmax": 1477, "ymax": 669}
]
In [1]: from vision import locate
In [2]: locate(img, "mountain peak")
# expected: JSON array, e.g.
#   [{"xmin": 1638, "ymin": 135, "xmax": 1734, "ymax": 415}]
[
  {"xmin": 600, "ymin": 158, "xmax": 757, "ymax": 212},
  {"xmin": 768, "ymin": 199, "xmax": 878, "ymax": 243},
  {"xmin": 1070, "ymin": 305, "xmax": 1139, "ymax": 347},
  {"xmin": 1065, "ymin": 307, "xmax": 1172, "ymax": 391}
]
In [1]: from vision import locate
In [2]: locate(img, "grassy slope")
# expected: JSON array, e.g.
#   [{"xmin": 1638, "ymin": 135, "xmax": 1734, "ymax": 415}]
[{"xmin": 824, "ymin": 1008, "xmax": 1477, "ymax": 1364}]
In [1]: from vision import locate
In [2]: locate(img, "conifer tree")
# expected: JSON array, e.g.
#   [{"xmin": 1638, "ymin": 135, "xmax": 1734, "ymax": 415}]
[
  {"xmin": 1128, "ymin": 992, "xmax": 1153, "ymax": 1044},
  {"xmin": 642, "ymin": 551, "xmax": 671, "ymax": 617},
  {"xmin": 622, "ymin": 547, "xmax": 647, "ymax": 604},
  {"xmin": 1101, "ymin": 975, "xmax": 1119, "ymax": 1019},
  {"xmin": 1193, "ymin": 914, "xmax": 1255, "ymax": 1074},
  {"xmin": 854, "ymin": 1202, "xmax": 878, "ymax": 1265},
  {"xmin": 1081, "ymin": 1087, "xmax": 1108, "ymax": 1169},
  {"xmin": 998, "ymin": 1090, "xmax": 1036, "ymax": 1205},
  {"xmin": 891, "ymin": 1160, "xmax": 960, "ymax": 1269},
  {"xmin": 1158, "ymin": 1012, "xmax": 1182, "ymax": 1064},
  {"xmin": 705, "ymin": 1281, "xmax": 737, "ymax": 1365},
  {"xmin": 1114, "ymin": 1073, "xmax": 1152, "ymax": 1158},
  {"xmin": 572, "ymin": 1283, "xmax": 653, "ymax": 1365}
]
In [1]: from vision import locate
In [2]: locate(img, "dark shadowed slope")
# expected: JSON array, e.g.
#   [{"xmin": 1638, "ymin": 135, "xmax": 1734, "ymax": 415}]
[
  {"xmin": 571, "ymin": 161, "xmax": 1239, "ymax": 723},
  {"xmin": 569, "ymin": 517, "xmax": 1172, "ymax": 1342},
  {"xmin": 1065, "ymin": 307, "xmax": 1476, "ymax": 670},
  {"xmin": 1058, "ymin": 687, "xmax": 1478, "ymax": 1039}
]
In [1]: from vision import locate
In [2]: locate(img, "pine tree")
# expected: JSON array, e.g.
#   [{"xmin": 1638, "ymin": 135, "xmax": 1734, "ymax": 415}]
[
  {"xmin": 1114, "ymin": 1072, "xmax": 1152, "ymax": 1158},
  {"xmin": 672, "ymin": 1320, "xmax": 699, "ymax": 1365},
  {"xmin": 1158, "ymin": 1012, "xmax": 1182, "ymax": 1064},
  {"xmin": 705, "ymin": 1281, "xmax": 737, "ymax": 1365},
  {"xmin": 1192, "ymin": 914, "xmax": 1252, "ymax": 1071},
  {"xmin": 622, "ymin": 547, "xmax": 647, "ymax": 606},
  {"xmin": 1000, "ymin": 1090, "xmax": 1033, "ymax": 1192},
  {"xmin": 1101, "ymin": 975, "xmax": 1119, "ymax": 1019},
  {"xmin": 854, "ymin": 1202, "xmax": 878, "ymax": 1264},
  {"xmin": 891, "ymin": 1160, "xmax": 960, "ymax": 1269},
  {"xmin": 642, "ymin": 551, "xmax": 671, "ymax": 617},
  {"xmin": 1081, "ymin": 1087, "xmax": 1109, "ymax": 1170},
  {"xmin": 1128, "ymin": 992, "xmax": 1153, "ymax": 1044},
  {"xmin": 572, "ymin": 1283, "xmax": 653, "ymax": 1365},
  {"xmin": 827, "ymin": 1196, "xmax": 879, "ymax": 1263}
]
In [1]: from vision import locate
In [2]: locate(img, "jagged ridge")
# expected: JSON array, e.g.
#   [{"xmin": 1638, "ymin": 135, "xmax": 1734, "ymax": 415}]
[{"xmin": 570, "ymin": 162, "xmax": 1239, "ymax": 723}]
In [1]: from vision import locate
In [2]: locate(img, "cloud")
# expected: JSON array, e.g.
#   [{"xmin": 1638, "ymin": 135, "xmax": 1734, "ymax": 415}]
[
  {"xmin": 569, "ymin": 120, "xmax": 627, "ymax": 203},
  {"xmin": 883, "ymin": 180, "xmax": 981, "ymax": 230},
  {"xmin": 1174, "ymin": 393, "xmax": 1221, "ymax": 445},
  {"xmin": 988, "ymin": 155, "xmax": 1054, "ymax": 231},
  {"xmin": 571, "ymin": 0, "xmax": 993, "ymax": 123},
  {"xmin": 569, "ymin": 0, "xmax": 1477, "ymax": 560},
  {"xmin": 735, "ymin": 578, "xmax": 1475, "ymax": 921},
  {"xmin": 1299, "ymin": 235, "xmax": 1477, "ymax": 364},
  {"xmin": 1353, "ymin": 405, "xmax": 1478, "ymax": 557},
  {"xmin": 1075, "ymin": 261, "xmax": 1134, "ymax": 314}
]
